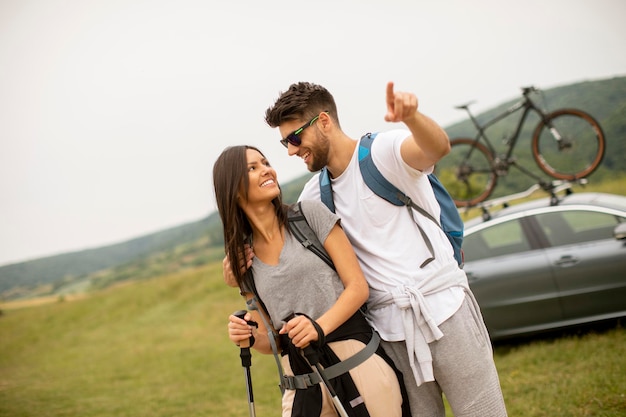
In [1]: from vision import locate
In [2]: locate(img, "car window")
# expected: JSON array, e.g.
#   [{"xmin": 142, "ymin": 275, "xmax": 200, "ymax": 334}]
[
  {"xmin": 464, "ymin": 219, "xmax": 531, "ymax": 261},
  {"xmin": 535, "ymin": 210, "xmax": 623, "ymax": 247}
]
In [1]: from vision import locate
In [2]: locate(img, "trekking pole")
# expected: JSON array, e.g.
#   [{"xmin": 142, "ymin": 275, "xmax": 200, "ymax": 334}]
[
  {"xmin": 233, "ymin": 310, "xmax": 258, "ymax": 417},
  {"xmin": 303, "ymin": 345, "xmax": 350, "ymax": 417}
]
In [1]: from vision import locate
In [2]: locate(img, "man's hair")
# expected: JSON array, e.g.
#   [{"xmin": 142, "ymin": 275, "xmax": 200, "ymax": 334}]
[{"xmin": 265, "ymin": 82, "xmax": 340, "ymax": 128}]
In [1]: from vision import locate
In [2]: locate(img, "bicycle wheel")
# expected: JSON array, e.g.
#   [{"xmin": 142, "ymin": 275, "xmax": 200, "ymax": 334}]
[
  {"xmin": 436, "ymin": 138, "xmax": 496, "ymax": 207},
  {"xmin": 532, "ymin": 109, "xmax": 605, "ymax": 180}
]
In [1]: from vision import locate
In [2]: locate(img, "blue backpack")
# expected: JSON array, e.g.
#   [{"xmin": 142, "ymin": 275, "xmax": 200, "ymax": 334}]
[{"xmin": 319, "ymin": 133, "xmax": 464, "ymax": 267}]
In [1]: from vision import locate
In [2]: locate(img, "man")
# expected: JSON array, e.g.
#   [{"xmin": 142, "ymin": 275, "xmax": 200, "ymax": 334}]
[{"xmin": 227, "ymin": 81, "xmax": 507, "ymax": 416}]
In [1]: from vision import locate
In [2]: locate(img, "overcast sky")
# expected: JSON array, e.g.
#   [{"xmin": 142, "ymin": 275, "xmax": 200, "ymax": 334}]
[{"xmin": 1, "ymin": 0, "xmax": 624, "ymax": 266}]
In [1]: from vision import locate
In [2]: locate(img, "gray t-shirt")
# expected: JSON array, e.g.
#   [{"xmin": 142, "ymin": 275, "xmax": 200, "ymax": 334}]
[{"xmin": 251, "ymin": 200, "xmax": 343, "ymax": 329}]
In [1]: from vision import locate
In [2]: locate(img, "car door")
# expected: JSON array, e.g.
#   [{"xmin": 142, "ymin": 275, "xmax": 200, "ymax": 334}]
[
  {"xmin": 463, "ymin": 216, "xmax": 563, "ymax": 339},
  {"xmin": 533, "ymin": 208, "xmax": 626, "ymax": 321}
]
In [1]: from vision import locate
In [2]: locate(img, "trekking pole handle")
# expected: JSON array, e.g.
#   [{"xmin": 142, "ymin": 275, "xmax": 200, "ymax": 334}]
[
  {"xmin": 233, "ymin": 310, "xmax": 258, "ymax": 349},
  {"xmin": 303, "ymin": 344, "xmax": 321, "ymax": 365},
  {"xmin": 283, "ymin": 312, "xmax": 322, "ymax": 364}
]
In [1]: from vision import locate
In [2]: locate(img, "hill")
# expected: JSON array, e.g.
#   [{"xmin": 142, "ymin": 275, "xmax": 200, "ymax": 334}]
[
  {"xmin": 1, "ymin": 75, "xmax": 625, "ymax": 299},
  {"xmin": 0, "ymin": 172, "xmax": 313, "ymax": 299}
]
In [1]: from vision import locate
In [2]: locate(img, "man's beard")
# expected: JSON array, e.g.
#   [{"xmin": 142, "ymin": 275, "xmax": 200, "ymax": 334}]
[{"xmin": 307, "ymin": 132, "xmax": 330, "ymax": 172}]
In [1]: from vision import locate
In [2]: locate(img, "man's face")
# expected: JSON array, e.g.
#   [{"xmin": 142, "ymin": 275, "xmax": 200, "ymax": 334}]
[{"xmin": 278, "ymin": 116, "xmax": 329, "ymax": 172}]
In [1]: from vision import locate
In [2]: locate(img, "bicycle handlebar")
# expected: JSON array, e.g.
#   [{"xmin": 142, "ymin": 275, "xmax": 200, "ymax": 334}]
[{"xmin": 454, "ymin": 86, "xmax": 542, "ymax": 120}]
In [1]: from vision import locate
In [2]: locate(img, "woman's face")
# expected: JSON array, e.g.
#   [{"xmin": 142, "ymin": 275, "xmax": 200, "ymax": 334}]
[{"xmin": 243, "ymin": 148, "xmax": 280, "ymax": 204}]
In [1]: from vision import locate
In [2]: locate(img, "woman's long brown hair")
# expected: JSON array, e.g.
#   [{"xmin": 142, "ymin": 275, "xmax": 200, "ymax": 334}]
[{"xmin": 212, "ymin": 145, "xmax": 287, "ymax": 287}]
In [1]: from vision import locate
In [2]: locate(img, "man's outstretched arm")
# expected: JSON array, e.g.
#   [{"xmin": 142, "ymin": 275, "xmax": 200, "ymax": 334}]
[{"xmin": 384, "ymin": 81, "xmax": 450, "ymax": 172}]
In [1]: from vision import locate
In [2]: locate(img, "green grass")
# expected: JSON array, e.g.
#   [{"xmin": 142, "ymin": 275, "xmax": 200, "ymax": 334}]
[
  {"xmin": 494, "ymin": 326, "xmax": 626, "ymax": 416},
  {"xmin": 1, "ymin": 261, "xmax": 625, "ymax": 416},
  {"xmin": 0, "ymin": 264, "xmax": 280, "ymax": 416}
]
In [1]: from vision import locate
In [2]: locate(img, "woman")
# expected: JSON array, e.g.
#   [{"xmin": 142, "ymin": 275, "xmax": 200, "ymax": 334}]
[{"xmin": 214, "ymin": 145, "xmax": 407, "ymax": 417}]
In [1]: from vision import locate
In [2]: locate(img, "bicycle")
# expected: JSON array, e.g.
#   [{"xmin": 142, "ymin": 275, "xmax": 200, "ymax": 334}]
[{"xmin": 437, "ymin": 86, "xmax": 605, "ymax": 208}]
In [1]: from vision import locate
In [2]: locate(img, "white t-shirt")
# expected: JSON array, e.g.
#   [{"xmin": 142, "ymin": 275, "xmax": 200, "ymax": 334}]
[{"xmin": 299, "ymin": 130, "xmax": 466, "ymax": 341}]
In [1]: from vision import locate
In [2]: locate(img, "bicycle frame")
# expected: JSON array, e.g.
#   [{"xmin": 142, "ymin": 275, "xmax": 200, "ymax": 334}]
[{"xmin": 462, "ymin": 88, "xmax": 548, "ymax": 163}]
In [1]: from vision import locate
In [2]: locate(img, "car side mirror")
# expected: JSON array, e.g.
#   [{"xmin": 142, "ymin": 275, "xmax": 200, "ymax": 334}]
[{"xmin": 613, "ymin": 223, "xmax": 626, "ymax": 240}]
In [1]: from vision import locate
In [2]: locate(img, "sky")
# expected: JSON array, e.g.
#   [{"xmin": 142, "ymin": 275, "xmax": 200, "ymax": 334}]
[{"xmin": 1, "ymin": 0, "xmax": 624, "ymax": 266}]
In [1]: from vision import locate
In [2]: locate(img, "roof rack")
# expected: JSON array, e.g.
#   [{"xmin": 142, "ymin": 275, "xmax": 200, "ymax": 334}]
[{"xmin": 475, "ymin": 178, "xmax": 588, "ymax": 221}]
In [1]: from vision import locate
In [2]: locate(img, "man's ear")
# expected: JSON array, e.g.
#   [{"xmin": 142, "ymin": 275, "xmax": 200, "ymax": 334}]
[{"xmin": 319, "ymin": 111, "xmax": 332, "ymax": 130}]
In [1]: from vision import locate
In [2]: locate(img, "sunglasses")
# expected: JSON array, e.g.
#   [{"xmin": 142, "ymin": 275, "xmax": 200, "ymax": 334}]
[{"xmin": 280, "ymin": 112, "xmax": 327, "ymax": 148}]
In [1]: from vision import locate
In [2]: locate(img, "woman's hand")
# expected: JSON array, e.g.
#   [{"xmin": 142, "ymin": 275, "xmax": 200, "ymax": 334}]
[
  {"xmin": 279, "ymin": 314, "xmax": 319, "ymax": 349},
  {"xmin": 227, "ymin": 312, "xmax": 256, "ymax": 346}
]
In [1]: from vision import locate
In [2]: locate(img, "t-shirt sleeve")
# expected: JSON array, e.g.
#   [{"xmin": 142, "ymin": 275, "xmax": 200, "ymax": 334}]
[
  {"xmin": 297, "ymin": 199, "xmax": 340, "ymax": 244},
  {"xmin": 371, "ymin": 129, "xmax": 434, "ymax": 181}
]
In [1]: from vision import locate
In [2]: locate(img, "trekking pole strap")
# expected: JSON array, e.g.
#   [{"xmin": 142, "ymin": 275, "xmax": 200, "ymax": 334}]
[{"xmin": 281, "ymin": 331, "xmax": 380, "ymax": 390}]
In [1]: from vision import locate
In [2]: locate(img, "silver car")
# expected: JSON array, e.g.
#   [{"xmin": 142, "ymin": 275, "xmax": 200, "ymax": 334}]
[{"xmin": 462, "ymin": 192, "xmax": 626, "ymax": 341}]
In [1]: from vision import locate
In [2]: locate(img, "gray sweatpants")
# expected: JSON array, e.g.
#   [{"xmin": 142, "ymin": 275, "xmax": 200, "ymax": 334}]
[{"xmin": 381, "ymin": 294, "xmax": 508, "ymax": 417}]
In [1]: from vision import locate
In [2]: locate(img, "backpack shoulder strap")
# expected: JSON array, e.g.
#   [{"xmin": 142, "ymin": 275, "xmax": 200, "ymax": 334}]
[
  {"xmin": 358, "ymin": 133, "xmax": 464, "ymax": 267},
  {"xmin": 358, "ymin": 133, "xmax": 440, "ymax": 225},
  {"xmin": 358, "ymin": 133, "xmax": 407, "ymax": 206},
  {"xmin": 315, "ymin": 131, "xmax": 464, "ymax": 266},
  {"xmin": 287, "ymin": 202, "xmax": 336, "ymax": 271},
  {"xmin": 319, "ymin": 168, "xmax": 335, "ymax": 213}
]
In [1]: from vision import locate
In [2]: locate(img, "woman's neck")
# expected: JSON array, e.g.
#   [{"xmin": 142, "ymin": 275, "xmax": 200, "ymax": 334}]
[
  {"xmin": 244, "ymin": 203, "xmax": 284, "ymax": 266},
  {"xmin": 245, "ymin": 203, "xmax": 282, "ymax": 245}
]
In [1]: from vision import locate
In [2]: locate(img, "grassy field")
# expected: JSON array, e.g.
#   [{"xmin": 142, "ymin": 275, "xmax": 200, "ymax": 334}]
[
  {"xmin": 1, "ymin": 261, "xmax": 625, "ymax": 416},
  {"xmin": 1, "ymin": 179, "xmax": 625, "ymax": 416}
]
